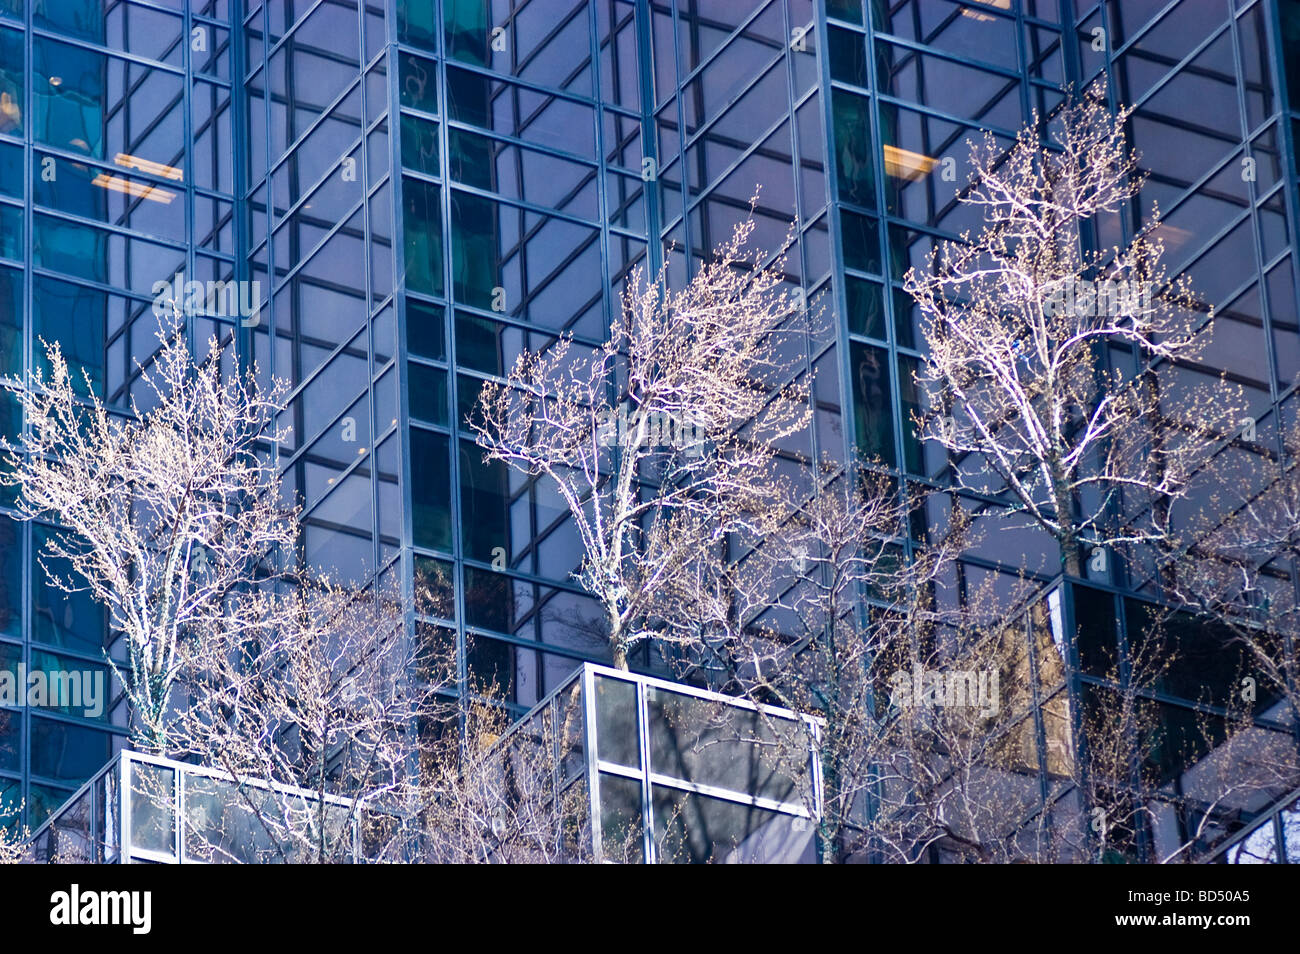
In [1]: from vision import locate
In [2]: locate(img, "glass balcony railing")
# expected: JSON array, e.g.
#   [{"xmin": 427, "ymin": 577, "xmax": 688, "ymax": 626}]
[
  {"xmin": 491, "ymin": 663, "xmax": 825, "ymax": 863},
  {"xmin": 25, "ymin": 750, "xmax": 361, "ymax": 864}
]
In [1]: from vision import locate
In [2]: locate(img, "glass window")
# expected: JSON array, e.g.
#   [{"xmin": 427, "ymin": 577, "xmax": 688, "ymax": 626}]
[
  {"xmin": 0, "ymin": 202, "xmax": 19, "ymax": 261},
  {"xmin": 0, "ymin": 139, "xmax": 20, "ymax": 199},
  {"xmin": 851, "ymin": 340, "xmax": 896, "ymax": 467},
  {"xmin": 595, "ymin": 675, "xmax": 640, "ymax": 769},
  {"xmin": 828, "ymin": 26, "xmax": 867, "ymax": 87},
  {"xmin": 29, "ymin": 716, "xmax": 111, "ymax": 783},
  {"xmin": 397, "ymin": 0, "xmax": 438, "ymax": 51},
  {"xmin": 31, "ymin": 527, "xmax": 108, "ymax": 655},
  {"xmin": 410, "ymin": 427, "xmax": 451, "ymax": 552},
  {"xmin": 32, "ymin": 212, "xmax": 185, "ymax": 298},
  {"xmin": 406, "ymin": 297, "xmax": 446, "ymax": 361},
  {"xmin": 458, "ymin": 436, "xmax": 509, "ymax": 564},
  {"xmin": 399, "ymin": 51, "xmax": 438, "ymax": 114},
  {"xmin": 443, "ymin": 0, "xmax": 490, "ymax": 67},
  {"xmin": 0, "ymin": 516, "xmax": 19, "ymax": 641},
  {"xmin": 408, "ymin": 361, "xmax": 448, "ymax": 427},
  {"xmin": 27, "ymin": 648, "xmax": 110, "ymax": 722},
  {"xmin": 0, "ymin": 26, "xmax": 22, "ymax": 137},
  {"xmin": 0, "ymin": 707, "xmax": 20, "ymax": 775},
  {"xmin": 1282, "ymin": 0, "xmax": 1300, "ymax": 108},
  {"xmin": 403, "ymin": 176, "xmax": 444, "ymax": 297},
  {"xmin": 840, "ymin": 209, "xmax": 880, "ymax": 274},
  {"xmin": 833, "ymin": 89, "xmax": 874, "ymax": 209},
  {"xmin": 35, "ymin": 152, "xmax": 185, "ymax": 244},
  {"xmin": 32, "ymin": 275, "xmax": 108, "ymax": 399},
  {"xmin": 450, "ymin": 190, "xmax": 498, "ymax": 310},
  {"xmin": 845, "ymin": 274, "xmax": 885, "ymax": 339},
  {"xmin": 827, "ymin": 0, "xmax": 862, "ymax": 25},
  {"xmin": 652, "ymin": 785, "xmax": 805, "ymax": 864},
  {"xmin": 401, "ymin": 112, "xmax": 440, "ymax": 177},
  {"xmin": 597, "ymin": 772, "xmax": 644, "ymax": 862}
]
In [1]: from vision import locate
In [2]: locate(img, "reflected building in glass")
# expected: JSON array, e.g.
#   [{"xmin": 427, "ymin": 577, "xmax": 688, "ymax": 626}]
[{"xmin": 2, "ymin": 0, "xmax": 1300, "ymax": 862}]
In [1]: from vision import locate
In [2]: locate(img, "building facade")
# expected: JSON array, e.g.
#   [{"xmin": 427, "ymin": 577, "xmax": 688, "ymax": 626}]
[{"xmin": 2, "ymin": 0, "xmax": 1300, "ymax": 860}]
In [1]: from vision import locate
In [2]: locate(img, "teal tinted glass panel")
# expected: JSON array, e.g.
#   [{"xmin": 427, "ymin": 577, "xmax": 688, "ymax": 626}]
[
  {"xmin": 29, "ymin": 716, "xmax": 111, "ymax": 783},
  {"xmin": 828, "ymin": 26, "xmax": 867, "ymax": 87},
  {"xmin": 399, "ymin": 51, "xmax": 438, "ymax": 113},
  {"xmin": 851, "ymin": 340, "xmax": 896, "ymax": 467},
  {"xmin": 0, "ymin": 388, "xmax": 18, "ymax": 455},
  {"xmin": 401, "ymin": 112, "xmax": 440, "ymax": 177},
  {"xmin": 403, "ymin": 176, "xmax": 444, "ymax": 297},
  {"xmin": 446, "ymin": 66, "xmax": 490, "ymax": 129},
  {"xmin": 444, "ymin": 0, "xmax": 489, "ymax": 66},
  {"xmin": 410, "ymin": 427, "xmax": 452, "ymax": 551},
  {"xmin": 832, "ymin": 89, "xmax": 874, "ymax": 208},
  {"xmin": 0, "ymin": 708, "xmax": 19, "ymax": 776},
  {"xmin": 32, "ymin": 274, "xmax": 107, "ymax": 398},
  {"xmin": 397, "ymin": 0, "xmax": 438, "ymax": 51},
  {"xmin": 32, "ymin": 526, "xmax": 108, "ymax": 655},
  {"xmin": 827, "ymin": 0, "xmax": 863, "ymax": 25},
  {"xmin": 450, "ymin": 190, "xmax": 498, "ymax": 310},
  {"xmin": 458, "ymin": 436, "xmax": 508, "ymax": 563},
  {"xmin": 33, "ymin": 36, "xmax": 105, "ymax": 156},
  {"xmin": 408, "ymin": 361, "xmax": 449, "ymax": 427},
  {"xmin": 35, "ymin": 152, "xmax": 184, "ymax": 243},
  {"xmin": 896, "ymin": 353, "xmax": 923, "ymax": 475},
  {"xmin": 845, "ymin": 274, "xmax": 885, "ymax": 339},
  {"xmin": 0, "ymin": 515, "xmax": 19, "ymax": 640},
  {"xmin": 0, "ymin": 139, "xmax": 20, "ymax": 198},
  {"xmin": 406, "ymin": 297, "xmax": 446, "ymax": 361},
  {"xmin": 454, "ymin": 311, "xmax": 503, "ymax": 375},
  {"xmin": 28, "ymin": 647, "xmax": 110, "ymax": 722},
  {"xmin": 33, "ymin": 0, "xmax": 106, "ymax": 43},
  {"xmin": 1281, "ymin": 0, "xmax": 1300, "ymax": 107},
  {"xmin": 0, "ymin": 263, "xmax": 19, "ymax": 378},
  {"xmin": 0, "ymin": 26, "xmax": 21, "ymax": 137},
  {"xmin": 0, "ymin": 202, "xmax": 18, "ymax": 260},
  {"xmin": 841, "ymin": 209, "xmax": 880, "ymax": 274}
]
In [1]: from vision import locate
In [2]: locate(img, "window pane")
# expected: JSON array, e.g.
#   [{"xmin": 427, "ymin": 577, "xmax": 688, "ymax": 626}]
[
  {"xmin": 458, "ymin": 436, "xmax": 509, "ymax": 563},
  {"xmin": 400, "ymin": 112, "xmax": 440, "ymax": 177},
  {"xmin": 32, "ymin": 275, "xmax": 108, "ymax": 398},
  {"xmin": 406, "ymin": 297, "xmax": 446, "ymax": 361},
  {"xmin": 29, "ymin": 716, "xmax": 111, "ymax": 783},
  {"xmin": 0, "ymin": 26, "xmax": 22, "ymax": 137},
  {"xmin": 0, "ymin": 263, "xmax": 19, "ymax": 378},
  {"xmin": 403, "ymin": 176, "xmax": 444, "ymax": 297},
  {"xmin": 410, "ymin": 427, "xmax": 451, "ymax": 551},
  {"xmin": 851, "ymin": 340, "xmax": 896, "ymax": 466},
  {"xmin": 407, "ymin": 361, "xmax": 448, "ymax": 427}
]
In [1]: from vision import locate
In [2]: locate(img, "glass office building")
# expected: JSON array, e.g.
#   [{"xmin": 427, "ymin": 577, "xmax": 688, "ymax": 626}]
[{"xmin": 2, "ymin": 0, "xmax": 1300, "ymax": 861}]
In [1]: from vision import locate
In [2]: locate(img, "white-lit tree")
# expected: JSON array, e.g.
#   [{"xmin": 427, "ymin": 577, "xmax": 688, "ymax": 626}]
[
  {"xmin": 904, "ymin": 88, "xmax": 1242, "ymax": 576},
  {"xmin": 2, "ymin": 313, "xmax": 297, "ymax": 751},
  {"xmin": 475, "ymin": 216, "xmax": 811, "ymax": 669}
]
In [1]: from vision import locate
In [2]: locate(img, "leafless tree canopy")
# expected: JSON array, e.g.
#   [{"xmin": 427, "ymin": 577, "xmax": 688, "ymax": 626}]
[
  {"xmin": 904, "ymin": 89, "xmax": 1244, "ymax": 574},
  {"xmin": 2, "ymin": 312, "xmax": 297, "ymax": 750},
  {"xmin": 475, "ymin": 214, "xmax": 811, "ymax": 669}
]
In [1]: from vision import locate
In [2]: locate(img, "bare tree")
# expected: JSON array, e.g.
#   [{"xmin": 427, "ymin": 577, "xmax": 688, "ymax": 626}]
[
  {"xmin": 417, "ymin": 686, "xmax": 594, "ymax": 863},
  {"xmin": 0, "ymin": 806, "xmax": 26, "ymax": 864},
  {"xmin": 904, "ymin": 88, "xmax": 1243, "ymax": 576},
  {"xmin": 157, "ymin": 577, "xmax": 447, "ymax": 863},
  {"xmin": 1, "ymin": 313, "xmax": 297, "ymax": 751},
  {"xmin": 474, "ymin": 215, "xmax": 811, "ymax": 669},
  {"xmin": 1166, "ymin": 417, "xmax": 1300, "ymax": 723}
]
